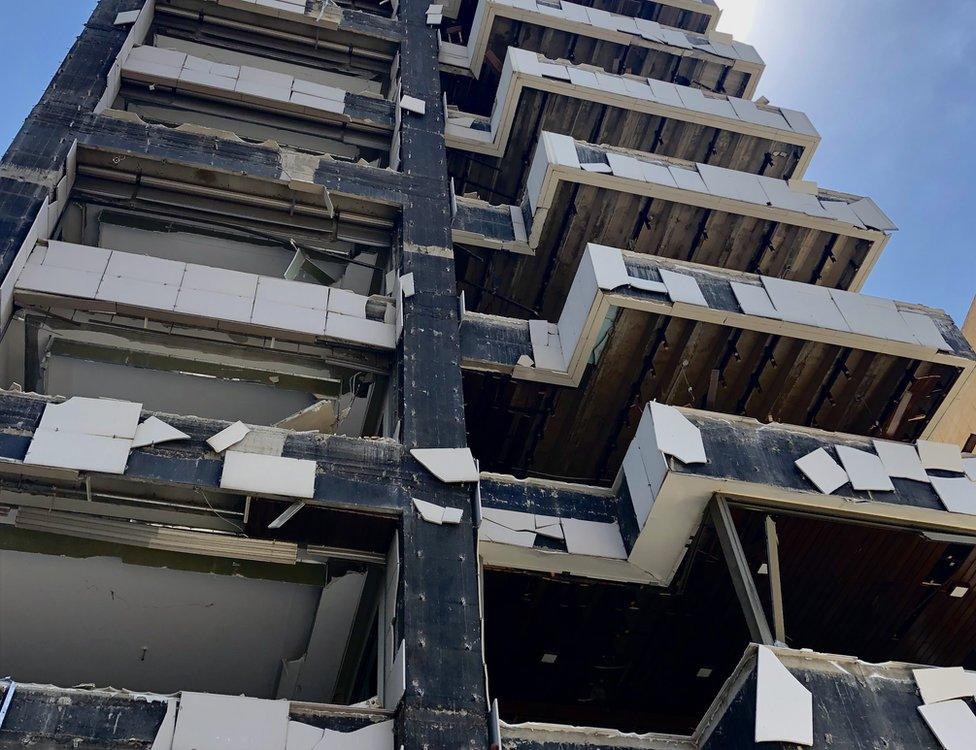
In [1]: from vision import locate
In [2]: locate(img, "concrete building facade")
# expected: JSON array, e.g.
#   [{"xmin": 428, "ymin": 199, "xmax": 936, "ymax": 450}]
[{"xmin": 0, "ymin": 1, "xmax": 975, "ymax": 748}]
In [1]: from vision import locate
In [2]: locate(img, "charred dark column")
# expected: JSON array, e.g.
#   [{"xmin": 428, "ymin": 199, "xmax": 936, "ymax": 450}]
[{"xmin": 394, "ymin": 0, "xmax": 489, "ymax": 744}]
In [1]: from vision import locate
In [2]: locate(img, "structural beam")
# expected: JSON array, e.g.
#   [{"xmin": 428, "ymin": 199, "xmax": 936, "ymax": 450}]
[{"xmin": 709, "ymin": 496, "xmax": 774, "ymax": 645}]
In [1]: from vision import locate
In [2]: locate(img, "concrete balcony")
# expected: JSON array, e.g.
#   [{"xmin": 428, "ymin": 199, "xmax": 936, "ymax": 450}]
[
  {"xmin": 438, "ymin": 0, "xmax": 762, "ymax": 101},
  {"xmin": 446, "ymin": 47, "xmax": 817, "ymax": 205}
]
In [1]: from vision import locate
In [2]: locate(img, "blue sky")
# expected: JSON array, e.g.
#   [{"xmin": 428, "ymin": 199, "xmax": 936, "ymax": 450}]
[{"xmin": 0, "ymin": 0, "xmax": 973, "ymax": 322}]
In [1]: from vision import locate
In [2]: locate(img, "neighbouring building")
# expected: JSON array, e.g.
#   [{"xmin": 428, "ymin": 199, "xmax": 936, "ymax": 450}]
[{"xmin": 0, "ymin": 1, "xmax": 975, "ymax": 748}]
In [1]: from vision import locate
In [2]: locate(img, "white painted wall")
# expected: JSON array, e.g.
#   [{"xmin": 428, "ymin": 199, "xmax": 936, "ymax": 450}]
[{"xmin": 0, "ymin": 549, "xmax": 326, "ymax": 697}]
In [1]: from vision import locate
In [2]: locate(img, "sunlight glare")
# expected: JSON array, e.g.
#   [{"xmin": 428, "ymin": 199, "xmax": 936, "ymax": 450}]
[{"xmin": 715, "ymin": 0, "xmax": 760, "ymax": 41}]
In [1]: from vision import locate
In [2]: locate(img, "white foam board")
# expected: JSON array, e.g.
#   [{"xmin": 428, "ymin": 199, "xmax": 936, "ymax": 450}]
[
  {"xmin": 285, "ymin": 721, "xmax": 323, "ymax": 750},
  {"xmin": 106, "ymin": 251, "xmax": 186, "ymax": 285},
  {"xmin": 175, "ymin": 287, "xmax": 255, "ymax": 323},
  {"xmin": 561, "ymin": 518, "xmax": 627, "ymax": 559},
  {"xmin": 659, "ymin": 269, "xmax": 708, "ymax": 307},
  {"xmin": 24, "ymin": 428, "xmax": 130, "ymax": 474},
  {"xmin": 250, "ymin": 298, "xmax": 327, "ymax": 336},
  {"xmin": 220, "ymin": 451, "xmax": 317, "ymax": 499},
  {"xmin": 873, "ymin": 439, "xmax": 930, "ymax": 483},
  {"xmin": 17, "ymin": 265, "xmax": 103, "ymax": 298},
  {"xmin": 410, "ymin": 447, "xmax": 479, "ymax": 482},
  {"xmin": 917, "ymin": 440, "xmax": 965, "ymax": 473},
  {"xmin": 97, "ymin": 275, "xmax": 180, "ymax": 310},
  {"xmin": 731, "ymin": 282, "xmax": 781, "ymax": 319},
  {"xmin": 480, "ymin": 520, "xmax": 537, "ymax": 547},
  {"xmin": 38, "ymin": 397, "xmax": 142, "ymax": 439},
  {"xmin": 649, "ymin": 402, "xmax": 706, "ymax": 464},
  {"xmin": 150, "ymin": 699, "xmax": 178, "ymax": 750},
  {"xmin": 761, "ymin": 276, "xmax": 850, "ymax": 331},
  {"xmin": 171, "ymin": 692, "xmax": 289, "ymax": 750},
  {"xmin": 901, "ymin": 311, "xmax": 953, "ymax": 352},
  {"xmin": 913, "ymin": 667, "xmax": 974, "ymax": 705},
  {"xmin": 207, "ymin": 421, "xmax": 250, "ymax": 453},
  {"xmin": 256, "ymin": 276, "xmax": 330, "ymax": 310},
  {"xmin": 481, "ymin": 507, "xmax": 537, "ymax": 532},
  {"xmin": 830, "ymin": 289, "xmax": 916, "ymax": 344},
  {"xmin": 795, "ymin": 448, "xmax": 848, "ymax": 494},
  {"xmin": 132, "ymin": 416, "xmax": 190, "ymax": 449},
  {"xmin": 835, "ymin": 445, "xmax": 894, "ymax": 492},
  {"xmin": 319, "ymin": 720, "xmax": 394, "ymax": 750},
  {"xmin": 755, "ymin": 647, "xmax": 813, "ymax": 746},
  {"xmin": 931, "ymin": 477, "xmax": 976, "ymax": 516},
  {"xmin": 43, "ymin": 240, "xmax": 112, "ymax": 274},
  {"xmin": 917, "ymin": 700, "xmax": 976, "ymax": 750},
  {"xmin": 385, "ymin": 641, "xmax": 406, "ymax": 708},
  {"xmin": 182, "ymin": 263, "xmax": 258, "ymax": 297}
]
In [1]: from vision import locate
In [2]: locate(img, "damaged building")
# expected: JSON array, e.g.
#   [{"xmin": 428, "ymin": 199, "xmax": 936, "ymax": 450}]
[{"xmin": 0, "ymin": 0, "xmax": 975, "ymax": 748}]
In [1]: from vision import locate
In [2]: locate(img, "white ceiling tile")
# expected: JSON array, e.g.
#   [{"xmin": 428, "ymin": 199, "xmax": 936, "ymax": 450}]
[
  {"xmin": 917, "ymin": 440, "xmax": 965, "ymax": 473},
  {"xmin": 172, "ymin": 692, "xmax": 289, "ymax": 750},
  {"xmin": 872, "ymin": 440, "xmax": 930, "ymax": 483},
  {"xmin": 795, "ymin": 448, "xmax": 848, "ymax": 494},
  {"xmin": 659, "ymin": 269, "xmax": 708, "ymax": 307},
  {"xmin": 931, "ymin": 477, "xmax": 976, "ymax": 515},
  {"xmin": 411, "ymin": 447, "xmax": 479, "ymax": 483},
  {"xmin": 562, "ymin": 518, "xmax": 627, "ymax": 559},
  {"xmin": 24, "ymin": 429, "xmax": 131, "ymax": 475},
  {"xmin": 132, "ymin": 416, "xmax": 190, "ymax": 449},
  {"xmin": 731, "ymin": 282, "xmax": 780, "ymax": 319},
  {"xmin": 917, "ymin": 700, "xmax": 976, "ymax": 750},
  {"xmin": 220, "ymin": 451, "xmax": 317, "ymax": 499},
  {"xmin": 649, "ymin": 401, "xmax": 706, "ymax": 464},
  {"xmin": 755, "ymin": 647, "xmax": 813, "ymax": 746},
  {"xmin": 835, "ymin": 445, "xmax": 894, "ymax": 492}
]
